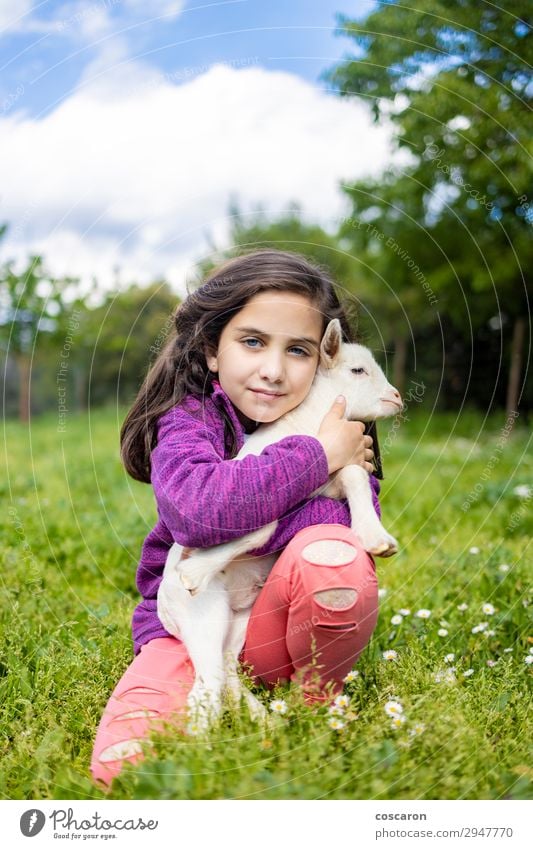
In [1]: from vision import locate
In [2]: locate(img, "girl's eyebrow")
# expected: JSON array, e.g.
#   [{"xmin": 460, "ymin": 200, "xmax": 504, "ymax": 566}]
[{"xmin": 234, "ymin": 326, "xmax": 320, "ymax": 347}]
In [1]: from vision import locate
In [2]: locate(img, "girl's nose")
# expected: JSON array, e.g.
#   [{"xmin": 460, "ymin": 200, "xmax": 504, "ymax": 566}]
[{"xmin": 258, "ymin": 354, "xmax": 285, "ymax": 382}]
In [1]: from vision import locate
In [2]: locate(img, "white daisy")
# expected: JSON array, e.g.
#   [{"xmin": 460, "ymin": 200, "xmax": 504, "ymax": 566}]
[
  {"xmin": 498, "ymin": 564, "xmax": 510, "ymax": 573},
  {"xmin": 482, "ymin": 603, "xmax": 495, "ymax": 615},
  {"xmin": 390, "ymin": 714, "xmax": 406, "ymax": 729},
  {"xmin": 399, "ymin": 608, "xmax": 411, "ymax": 616},
  {"xmin": 529, "ymin": 648, "xmax": 533, "ymax": 655},
  {"xmin": 328, "ymin": 716, "xmax": 345, "ymax": 730},
  {"xmin": 525, "ymin": 655, "xmax": 533, "ymax": 665},
  {"xmin": 469, "ymin": 546, "xmax": 480, "ymax": 554},
  {"xmin": 503, "ymin": 648, "xmax": 513, "ymax": 653},
  {"xmin": 409, "ymin": 722, "xmax": 426, "ymax": 736},
  {"xmin": 378, "ymin": 588, "xmax": 388, "ymax": 599},
  {"xmin": 269, "ymin": 699, "xmax": 288, "ymax": 715},
  {"xmin": 334, "ymin": 694, "xmax": 350, "ymax": 709},
  {"xmin": 384, "ymin": 700, "xmax": 404, "ymax": 716},
  {"xmin": 343, "ymin": 670, "xmax": 359, "ymax": 683},
  {"xmin": 463, "ymin": 668, "xmax": 474, "ymax": 677},
  {"xmin": 434, "ymin": 669, "xmax": 456, "ymax": 684},
  {"xmin": 457, "ymin": 603, "xmax": 469, "ymax": 611},
  {"xmin": 438, "ymin": 628, "xmax": 449, "ymax": 637},
  {"xmin": 471, "ymin": 622, "xmax": 488, "ymax": 634},
  {"xmin": 444, "ymin": 653, "xmax": 455, "ymax": 663},
  {"xmin": 391, "ymin": 614, "xmax": 403, "ymax": 625},
  {"xmin": 382, "ymin": 650, "xmax": 398, "ymax": 661},
  {"xmin": 486, "ymin": 659, "xmax": 497, "ymax": 668},
  {"xmin": 328, "ymin": 705, "xmax": 345, "ymax": 716},
  {"xmin": 416, "ymin": 608, "xmax": 431, "ymax": 619},
  {"xmin": 513, "ymin": 484, "xmax": 531, "ymax": 499},
  {"xmin": 485, "ymin": 630, "xmax": 496, "ymax": 637}
]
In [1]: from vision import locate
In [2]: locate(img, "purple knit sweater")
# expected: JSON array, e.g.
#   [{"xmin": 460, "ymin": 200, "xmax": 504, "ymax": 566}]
[{"xmin": 132, "ymin": 379, "xmax": 381, "ymax": 653}]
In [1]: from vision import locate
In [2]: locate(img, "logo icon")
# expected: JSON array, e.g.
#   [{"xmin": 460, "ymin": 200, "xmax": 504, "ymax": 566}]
[{"xmin": 20, "ymin": 810, "xmax": 46, "ymax": 837}]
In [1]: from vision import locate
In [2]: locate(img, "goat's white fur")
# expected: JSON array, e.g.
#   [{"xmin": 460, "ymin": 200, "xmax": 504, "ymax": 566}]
[{"xmin": 157, "ymin": 319, "xmax": 402, "ymax": 728}]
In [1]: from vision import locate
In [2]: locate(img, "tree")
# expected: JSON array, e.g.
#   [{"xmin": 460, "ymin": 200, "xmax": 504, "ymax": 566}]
[
  {"xmin": 196, "ymin": 201, "xmax": 367, "ymax": 333},
  {"xmin": 76, "ymin": 281, "xmax": 180, "ymax": 407},
  {"xmin": 335, "ymin": 174, "xmax": 442, "ymax": 397},
  {"xmin": 324, "ymin": 0, "xmax": 532, "ymax": 414},
  {"xmin": 0, "ymin": 235, "xmax": 78, "ymax": 421}
]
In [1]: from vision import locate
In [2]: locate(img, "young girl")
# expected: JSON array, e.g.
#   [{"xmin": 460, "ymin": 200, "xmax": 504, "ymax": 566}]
[{"xmin": 90, "ymin": 249, "xmax": 382, "ymax": 786}]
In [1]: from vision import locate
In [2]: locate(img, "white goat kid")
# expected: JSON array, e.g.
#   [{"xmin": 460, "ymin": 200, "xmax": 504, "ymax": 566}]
[{"xmin": 157, "ymin": 319, "xmax": 402, "ymax": 727}]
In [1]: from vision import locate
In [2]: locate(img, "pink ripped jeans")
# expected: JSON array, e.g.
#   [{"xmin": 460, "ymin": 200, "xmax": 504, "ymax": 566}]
[{"xmin": 90, "ymin": 524, "xmax": 379, "ymax": 786}]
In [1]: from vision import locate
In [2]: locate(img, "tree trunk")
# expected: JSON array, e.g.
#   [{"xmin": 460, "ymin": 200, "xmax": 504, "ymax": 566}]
[
  {"xmin": 16, "ymin": 354, "xmax": 31, "ymax": 422},
  {"xmin": 393, "ymin": 333, "xmax": 408, "ymax": 398},
  {"xmin": 506, "ymin": 315, "xmax": 526, "ymax": 418},
  {"xmin": 74, "ymin": 365, "xmax": 87, "ymax": 411}
]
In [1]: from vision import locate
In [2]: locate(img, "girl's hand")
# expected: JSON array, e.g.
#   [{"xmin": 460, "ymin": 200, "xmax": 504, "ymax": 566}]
[{"xmin": 317, "ymin": 395, "xmax": 375, "ymax": 475}]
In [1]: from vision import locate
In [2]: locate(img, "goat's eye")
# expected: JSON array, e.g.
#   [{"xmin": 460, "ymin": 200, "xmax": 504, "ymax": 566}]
[{"xmin": 351, "ymin": 367, "xmax": 366, "ymax": 375}]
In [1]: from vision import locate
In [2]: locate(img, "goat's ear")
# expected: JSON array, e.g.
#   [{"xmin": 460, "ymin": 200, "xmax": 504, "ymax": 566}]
[{"xmin": 319, "ymin": 319, "xmax": 342, "ymax": 368}]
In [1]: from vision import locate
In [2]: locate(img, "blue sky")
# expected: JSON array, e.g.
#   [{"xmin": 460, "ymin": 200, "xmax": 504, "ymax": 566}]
[
  {"xmin": 1, "ymin": 1, "xmax": 397, "ymax": 293},
  {"xmin": 2, "ymin": 1, "xmax": 377, "ymax": 116}
]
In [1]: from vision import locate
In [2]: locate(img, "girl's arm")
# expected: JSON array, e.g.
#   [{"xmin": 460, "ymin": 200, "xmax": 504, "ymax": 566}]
[
  {"xmin": 152, "ymin": 405, "xmax": 331, "ymax": 548},
  {"xmin": 248, "ymin": 476, "xmax": 381, "ymax": 557}
]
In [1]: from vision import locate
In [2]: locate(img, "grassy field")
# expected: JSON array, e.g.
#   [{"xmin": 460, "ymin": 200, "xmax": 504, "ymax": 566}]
[{"xmin": 1, "ymin": 405, "xmax": 532, "ymax": 800}]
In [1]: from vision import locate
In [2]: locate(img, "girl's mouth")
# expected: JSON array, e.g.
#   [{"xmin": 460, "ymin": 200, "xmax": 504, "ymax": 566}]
[{"xmin": 249, "ymin": 389, "xmax": 285, "ymax": 400}]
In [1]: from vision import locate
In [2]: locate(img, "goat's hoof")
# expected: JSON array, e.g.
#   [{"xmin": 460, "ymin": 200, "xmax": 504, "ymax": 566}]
[
  {"xmin": 369, "ymin": 536, "xmax": 399, "ymax": 557},
  {"xmin": 243, "ymin": 691, "xmax": 267, "ymax": 721},
  {"xmin": 187, "ymin": 685, "xmax": 222, "ymax": 730},
  {"xmin": 359, "ymin": 527, "xmax": 399, "ymax": 557}
]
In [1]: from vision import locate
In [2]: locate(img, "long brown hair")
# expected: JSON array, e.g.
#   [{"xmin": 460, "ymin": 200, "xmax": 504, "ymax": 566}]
[{"xmin": 120, "ymin": 248, "xmax": 362, "ymax": 483}]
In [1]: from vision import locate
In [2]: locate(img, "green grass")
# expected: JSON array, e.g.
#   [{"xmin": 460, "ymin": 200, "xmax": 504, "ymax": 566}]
[{"xmin": 1, "ymin": 405, "xmax": 532, "ymax": 800}]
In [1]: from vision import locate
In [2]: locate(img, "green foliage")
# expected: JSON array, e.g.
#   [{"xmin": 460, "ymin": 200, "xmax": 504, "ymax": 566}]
[
  {"xmin": 74, "ymin": 281, "xmax": 179, "ymax": 406},
  {"xmin": 1, "ymin": 408, "xmax": 531, "ymax": 799},
  {"xmin": 195, "ymin": 201, "xmax": 364, "ymax": 324},
  {"xmin": 322, "ymin": 0, "xmax": 532, "ymax": 409},
  {"xmin": 324, "ymin": 0, "xmax": 532, "ymax": 299},
  {"xmin": 0, "ymin": 253, "xmax": 76, "ymax": 357}
]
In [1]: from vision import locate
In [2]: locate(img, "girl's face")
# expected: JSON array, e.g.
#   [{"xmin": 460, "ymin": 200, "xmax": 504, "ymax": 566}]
[{"xmin": 206, "ymin": 291, "xmax": 323, "ymax": 431}]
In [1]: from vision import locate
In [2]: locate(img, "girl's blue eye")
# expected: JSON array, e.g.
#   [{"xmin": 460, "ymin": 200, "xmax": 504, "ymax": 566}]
[{"xmin": 241, "ymin": 339, "xmax": 310, "ymax": 357}]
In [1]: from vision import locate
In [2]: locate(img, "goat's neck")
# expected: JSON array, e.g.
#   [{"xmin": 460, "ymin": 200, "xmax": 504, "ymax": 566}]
[{"xmin": 279, "ymin": 371, "xmax": 340, "ymax": 435}]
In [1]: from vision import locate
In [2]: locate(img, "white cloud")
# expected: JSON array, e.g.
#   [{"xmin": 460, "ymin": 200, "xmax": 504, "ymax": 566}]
[
  {"xmin": 0, "ymin": 0, "xmax": 185, "ymax": 40},
  {"xmin": 122, "ymin": 0, "xmax": 184, "ymax": 19},
  {"xmin": 0, "ymin": 0, "xmax": 33, "ymax": 35},
  {"xmin": 0, "ymin": 62, "xmax": 398, "ymax": 294}
]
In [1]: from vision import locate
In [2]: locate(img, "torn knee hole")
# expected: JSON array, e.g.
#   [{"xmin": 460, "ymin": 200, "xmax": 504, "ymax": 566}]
[
  {"xmin": 314, "ymin": 588, "xmax": 358, "ymax": 609},
  {"xmin": 316, "ymin": 621, "xmax": 358, "ymax": 631},
  {"xmin": 98, "ymin": 739, "xmax": 147, "ymax": 763},
  {"xmin": 302, "ymin": 539, "xmax": 357, "ymax": 566}
]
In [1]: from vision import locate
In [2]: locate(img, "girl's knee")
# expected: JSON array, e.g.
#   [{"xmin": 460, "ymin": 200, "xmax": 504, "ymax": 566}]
[
  {"xmin": 288, "ymin": 525, "xmax": 372, "ymax": 579},
  {"xmin": 313, "ymin": 587, "xmax": 358, "ymax": 610},
  {"xmin": 288, "ymin": 524, "xmax": 366, "ymax": 563},
  {"xmin": 287, "ymin": 525, "xmax": 378, "ymax": 607}
]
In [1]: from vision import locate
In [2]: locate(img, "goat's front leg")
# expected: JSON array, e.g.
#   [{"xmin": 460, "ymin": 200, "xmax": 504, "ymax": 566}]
[
  {"xmin": 336, "ymin": 464, "xmax": 398, "ymax": 557},
  {"xmin": 180, "ymin": 521, "xmax": 278, "ymax": 595},
  {"xmin": 158, "ymin": 566, "xmax": 230, "ymax": 729},
  {"xmin": 223, "ymin": 609, "xmax": 266, "ymax": 722}
]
